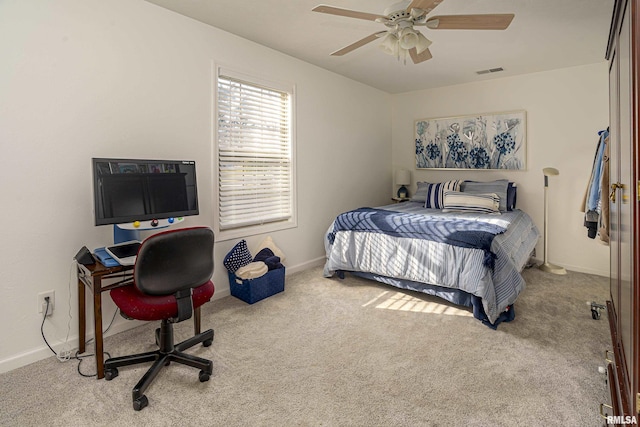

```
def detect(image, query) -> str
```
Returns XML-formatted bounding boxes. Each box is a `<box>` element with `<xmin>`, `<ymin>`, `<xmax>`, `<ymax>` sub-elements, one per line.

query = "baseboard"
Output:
<box><xmin>284</xmin><ymin>256</ymin><xmax>325</xmax><ymax>275</ymax></box>
<box><xmin>529</xmin><ymin>257</ymin><xmax>609</xmax><ymax>278</ymax></box>
<box><xmin>213</xmin><ymin>288</ymin><xmax>230</xmax><ymax>299</ymax></box>
<box><xmin>0</xmin><ymin>317</ymin><xmax>144</xmax><ymax>375</ymax></box>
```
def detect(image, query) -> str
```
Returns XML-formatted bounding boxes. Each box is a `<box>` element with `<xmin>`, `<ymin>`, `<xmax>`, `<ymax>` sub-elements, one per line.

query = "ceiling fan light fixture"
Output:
<box><xmin>379</xmin><ymin>33</ymin><xmax>399</xmax><ymax>55</ymax></box>
<box><xmin>415</xmin><ymin>32</ymin><xmax>432</xmax><ymax>54</ymax></box>
<box><xmin>398</xmin><ymin>27</ymin><xmax>419</xmax><ymax>49</ymax></box>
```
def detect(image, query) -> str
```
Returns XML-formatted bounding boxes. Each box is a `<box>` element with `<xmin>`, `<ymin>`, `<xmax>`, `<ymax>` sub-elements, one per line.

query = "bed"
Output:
<box><xmin>323</xmin><ymin>180</ymin><xmax>540</xmax><ymax>328</ymax></box>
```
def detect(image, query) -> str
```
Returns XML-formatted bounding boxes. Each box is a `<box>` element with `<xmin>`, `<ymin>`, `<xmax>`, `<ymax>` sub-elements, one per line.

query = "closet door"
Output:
<box><xmin>607</xmin><ymin>0</ymin><xmax>639</xmax><ymax>417</ymax></box>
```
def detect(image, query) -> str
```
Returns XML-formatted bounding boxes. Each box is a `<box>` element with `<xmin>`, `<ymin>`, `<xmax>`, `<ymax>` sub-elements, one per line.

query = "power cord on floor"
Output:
<box><xmin>40</xmin><ymin>296</ymin><xmax>117</xmax><ymax>377</ymax></box>
<box><xmin>73</xmin><ymin>349</ymin><xmax>112</xmax><ymax>378</ymax></box>
<box><xmin>40</xmin><ymin>260</ymin><xmax>133</xmax><ymax>376</ymax></box>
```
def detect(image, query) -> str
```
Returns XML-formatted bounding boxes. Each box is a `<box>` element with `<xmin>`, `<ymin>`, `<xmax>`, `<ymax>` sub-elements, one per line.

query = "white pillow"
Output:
<box><xmin>254</xmin><ymin>236</ymin><xmax>286</xmax><ymax>262</ymax></box>
<box><xmin>442</xmin><ymin>191</ymin><xmax>501</xmax><ymax>214</ymax></box>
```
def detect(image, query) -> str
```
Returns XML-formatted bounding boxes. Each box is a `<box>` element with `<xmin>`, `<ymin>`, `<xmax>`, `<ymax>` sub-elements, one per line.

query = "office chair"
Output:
<box><xmin>103</xmin><ymin>227</ymin><xmax>215</xmax><ymax>411</ymax></box>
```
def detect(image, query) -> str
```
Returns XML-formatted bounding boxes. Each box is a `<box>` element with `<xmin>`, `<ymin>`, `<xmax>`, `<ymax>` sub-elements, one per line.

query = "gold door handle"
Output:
<box><xmin>610</xmin><ymin>182</ymin><xmax>624</xmax><ymax>203</ymax></box>
<box><xmin>600</xmin><ymin>403</ymin><xmax>613</xmax><ymax>419</ymax></box>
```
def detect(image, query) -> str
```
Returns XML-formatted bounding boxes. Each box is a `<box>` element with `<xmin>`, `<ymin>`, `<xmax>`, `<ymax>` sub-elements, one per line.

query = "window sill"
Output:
<box><xmin>214</xmin><ymin>218</ymin><xmax>297</xmax><ymax>243</ymax></box>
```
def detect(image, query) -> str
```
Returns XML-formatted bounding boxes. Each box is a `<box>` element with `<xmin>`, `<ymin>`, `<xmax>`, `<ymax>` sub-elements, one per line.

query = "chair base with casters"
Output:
<box><xmin>104</xmin><ymin>316</ymin><xmax>214</xmax><ymax>411</ymax></box>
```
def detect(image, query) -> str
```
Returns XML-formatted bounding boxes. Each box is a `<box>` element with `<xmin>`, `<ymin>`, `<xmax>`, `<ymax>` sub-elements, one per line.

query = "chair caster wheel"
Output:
<box><xmin>199</xmin><ymin>370</ymin><xmax>210</xmax><ymax>382</ymax></box>
<box><xmin>133</xmin><ymin>395</ymin><xmax>148</xmax><ymax>411</ymax></box>
<box><xmin>203</xmin><ymin>338</ymin><xmax>213</xmax><ymax>347</ymax></box>
<box><xmin>104</xmin><ymin>368</ymin><xmax>118</xmax><ymax>381</ymax></box>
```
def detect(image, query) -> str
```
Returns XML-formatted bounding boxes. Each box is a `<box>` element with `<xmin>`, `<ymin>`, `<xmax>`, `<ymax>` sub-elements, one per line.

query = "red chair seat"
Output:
<box><xmin>111</xmin><ymin>281</ymin><xmax>214</xmax><ymax>321</ymax></box>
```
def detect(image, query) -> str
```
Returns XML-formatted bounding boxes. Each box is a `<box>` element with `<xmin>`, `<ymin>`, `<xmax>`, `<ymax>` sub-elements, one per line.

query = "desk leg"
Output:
<box><xmin>194</xmin><ymin>306</ymin><xmax>201</xmax><ymax>335</ymax></box>
<box><xmin>93</xmin><ymin>277</ymin><xmax>104</xmax><ymax>379</ymax></box>
<box><xmin>77</xmin><ymin>268</ymin><xmax>86</xmax><ymax>355</ymax></box>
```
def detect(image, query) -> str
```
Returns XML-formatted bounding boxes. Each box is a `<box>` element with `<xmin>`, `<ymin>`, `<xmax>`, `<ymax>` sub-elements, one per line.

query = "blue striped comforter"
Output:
<box><xmin>323</xmin><ymin>202</ymin><xmax>540</xmax><ymax>324</ymax></box>
<box><xmin>328</xmin><ymin>207</ymin><xmax>506</xmax><ymax>268</ymax></box>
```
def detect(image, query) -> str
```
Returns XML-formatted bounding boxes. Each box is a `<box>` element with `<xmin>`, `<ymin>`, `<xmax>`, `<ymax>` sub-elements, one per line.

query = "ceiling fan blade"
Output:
<box><xmin>426</xmin><ymin>14</ymin><xmax>514</xmax><ymax>30</ymax></box>
<box><xmin>406</xmin><ymin>0</ymin><xmax>443</xmax><ymax>14</ymax></box>
<box><xmin>331</xmin><ymin>32</ymin><xmax>383</xmax><ymax>56</ymax></box>
<box><xmin>312</xmin><ymin>5</ymin><xmax>386</xmax><ymax>22</ymax></box>
<box><xmin>409</xmin><ymin>47</ymin><xmax>433</xmax><ymax>64</ymax></box>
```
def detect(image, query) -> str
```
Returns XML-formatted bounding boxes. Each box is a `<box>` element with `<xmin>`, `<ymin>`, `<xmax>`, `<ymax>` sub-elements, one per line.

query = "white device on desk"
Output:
<box><xmin>105</xmin><ymin>240</ymin><xmax>141</xmax><ymax>266</ymax></box>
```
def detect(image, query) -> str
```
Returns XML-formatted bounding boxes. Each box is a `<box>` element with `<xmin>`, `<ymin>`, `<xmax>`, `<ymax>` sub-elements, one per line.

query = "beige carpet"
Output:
<box><xmin>0</xmin><ymin>266</ymin><xmax>610</xmax><ymax>426</ymax></box>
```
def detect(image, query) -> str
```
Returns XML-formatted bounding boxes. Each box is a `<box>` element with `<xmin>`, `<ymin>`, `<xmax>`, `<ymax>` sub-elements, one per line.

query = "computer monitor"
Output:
<box><xmin>92</xmin><ymin>158</ymin><xmax>199</xmax><ymax>229</ymax></box>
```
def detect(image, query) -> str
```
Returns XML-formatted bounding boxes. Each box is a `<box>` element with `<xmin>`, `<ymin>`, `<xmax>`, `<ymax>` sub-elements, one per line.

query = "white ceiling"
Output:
<box><xmin>144</xmin><ymin>0</ymin><xmax>613</xmax><ymax>94</ymax></box>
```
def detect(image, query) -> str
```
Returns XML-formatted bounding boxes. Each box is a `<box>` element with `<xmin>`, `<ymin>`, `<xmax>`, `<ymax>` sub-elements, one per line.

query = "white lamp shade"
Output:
<box><xmin>415</xmin><ymin>32</ymin><xmax>432</xmax><ymax>54</ymax></box>
<box><xmin>543</xmin><ymin>167</ymin><xmax>560</xmax><ymax>176</ymax></box>
<box><xmin>398</xmin><ymin>27</ymin><xmax>419</xmax><ymax>50</ymax></box>
<box><xmin>378</xmin><ymin>29</ymin><xmax>431</xmax><ymax>58</ymax></box>
<box><xmin>379</xmin><ymin>33</ymin><xmax>399</xmax><ymax>56</ymax></box>
<box><xmin>395</xmin><ymin>169</ymin><xmax>411</xmax><ymax>186</ymax></box>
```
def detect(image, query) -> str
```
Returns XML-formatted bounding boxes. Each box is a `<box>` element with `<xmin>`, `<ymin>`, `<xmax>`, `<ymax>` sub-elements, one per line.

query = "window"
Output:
<box><xmin>215</xmin><ymin>68</ymin><xmax>295</xmax><ymax>239</ymax></box>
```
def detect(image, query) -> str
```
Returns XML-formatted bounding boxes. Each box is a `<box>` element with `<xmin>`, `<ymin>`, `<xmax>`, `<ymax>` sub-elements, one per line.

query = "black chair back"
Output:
<box><xmin>135</xmin><ymin>227</ymin><xmax>214</xmax><ymax>296</ymax></box>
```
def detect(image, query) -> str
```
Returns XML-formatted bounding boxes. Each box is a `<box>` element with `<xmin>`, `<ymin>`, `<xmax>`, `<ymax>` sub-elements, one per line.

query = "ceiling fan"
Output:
<box><xmin>312</xmin><ymin>0</ymin><xmax>514</xmax><ymax>64</ymax></box>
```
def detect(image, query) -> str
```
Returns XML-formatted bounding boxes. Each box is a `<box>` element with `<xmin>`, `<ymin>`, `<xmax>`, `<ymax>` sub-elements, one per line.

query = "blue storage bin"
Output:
<box><xmin>228</xmin><ymin>267</ymin><xmax>285</xmax><ymax>304</ymax></box>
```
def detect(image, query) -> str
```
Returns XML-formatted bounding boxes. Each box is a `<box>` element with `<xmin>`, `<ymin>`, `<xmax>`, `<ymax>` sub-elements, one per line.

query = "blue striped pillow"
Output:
<box><xmin>442</xmin><ymin>191</ymin><xmax>501</xmax><ymax>214</ymax></box>
<box><xmin>424</xmin><ymin>180</ymin><xmax>462</xmax><ymax>209</ymax></box>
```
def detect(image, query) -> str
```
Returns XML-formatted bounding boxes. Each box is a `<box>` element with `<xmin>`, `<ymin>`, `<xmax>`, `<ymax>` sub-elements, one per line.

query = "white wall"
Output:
<box><xmin>391</xmin><ymin>63</ymin><xmax>610</xmax><ymax>277</ymax></box>
<box><xmin>0</xmin><ymin>0</ymin><xmax>391</xmax><ymax>372</ymax></box>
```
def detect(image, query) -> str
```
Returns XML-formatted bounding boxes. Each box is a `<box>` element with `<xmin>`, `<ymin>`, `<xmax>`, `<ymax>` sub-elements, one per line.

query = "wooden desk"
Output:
<box><xmin>77</xmin><ymin>261</ymin><xmax>203</xmax><ymax>379</ymax></box>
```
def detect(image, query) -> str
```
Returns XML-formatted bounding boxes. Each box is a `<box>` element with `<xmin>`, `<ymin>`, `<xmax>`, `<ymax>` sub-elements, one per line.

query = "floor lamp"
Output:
<box><xmin>539</xmin><ymin>167</ymin><xmax>567</xmax><ymax>275</ymax></box>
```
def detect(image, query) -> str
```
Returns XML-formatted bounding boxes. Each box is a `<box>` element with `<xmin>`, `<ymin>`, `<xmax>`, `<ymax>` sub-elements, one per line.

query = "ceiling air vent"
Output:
<box><xmin>476</xmin><ymin>67</ymin><xmax>504</xmax><ymax>75</ymax></box>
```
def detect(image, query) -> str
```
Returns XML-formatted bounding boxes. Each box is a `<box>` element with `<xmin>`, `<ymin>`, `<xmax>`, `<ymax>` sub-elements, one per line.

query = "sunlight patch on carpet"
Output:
<box><xmin>362</xmin><ymin>291</ymin><xmax>473</xmax><ymax>317</ymax></box>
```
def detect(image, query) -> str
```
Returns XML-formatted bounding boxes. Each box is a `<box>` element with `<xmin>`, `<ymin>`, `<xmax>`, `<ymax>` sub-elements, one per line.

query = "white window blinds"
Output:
<box><xmin>217</xmin><ymin>73</ymin><xmax>293</xmax><ymax>231</ymax></box>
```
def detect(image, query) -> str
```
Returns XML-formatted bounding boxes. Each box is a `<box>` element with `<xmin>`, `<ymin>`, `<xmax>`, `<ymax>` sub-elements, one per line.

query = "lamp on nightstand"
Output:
<box><xmin>539</xmin><ymin>167</ymin><xmax>567</xmax><ymax>275</ymax></box>
<box><xmin>395</xmin><ymin>169</ymin><xmax>410</xmax><ymax>198</ymax></box>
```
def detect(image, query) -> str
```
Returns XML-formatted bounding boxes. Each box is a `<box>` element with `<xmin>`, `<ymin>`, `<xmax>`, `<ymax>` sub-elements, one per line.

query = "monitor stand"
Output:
<box><xmin>114</xmin><ymin>225</ymin><xmax>140</xmax><ymax>244</ymax></box>
<box><xmin>112</xmin><ymin>218</ymin><xmax>184</xmax><ymax>244</ymax></box>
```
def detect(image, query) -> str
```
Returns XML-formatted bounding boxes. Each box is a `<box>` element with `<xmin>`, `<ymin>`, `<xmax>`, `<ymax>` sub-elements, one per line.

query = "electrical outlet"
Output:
<box><xmin>37</xmin><ymin>290</ymin><xmax>55</xmax><ymax>316</ymax></box>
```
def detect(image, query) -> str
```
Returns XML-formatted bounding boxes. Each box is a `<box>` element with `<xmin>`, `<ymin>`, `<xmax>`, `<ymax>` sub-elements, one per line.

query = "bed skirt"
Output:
<box><xmin>342</xmin><ymin>270</ymin><xmax>515</xmax><ymax>329</ymax></box>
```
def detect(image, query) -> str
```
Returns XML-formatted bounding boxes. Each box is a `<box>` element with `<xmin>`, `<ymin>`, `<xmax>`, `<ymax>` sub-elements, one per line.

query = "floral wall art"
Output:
<box><xmin>415</xmin><ymin>111</ymin><xmax>526</xmax><ymax>170</ymax></box>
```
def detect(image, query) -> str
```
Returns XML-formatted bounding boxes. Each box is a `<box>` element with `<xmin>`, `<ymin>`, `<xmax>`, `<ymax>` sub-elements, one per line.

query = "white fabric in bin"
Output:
<box><xmin>235</xmin><ymin>261</ymin><xmax>268</xmax><ymax>280</ymax></box>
